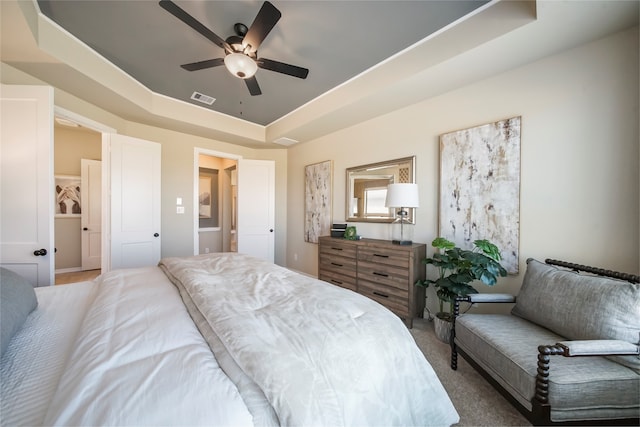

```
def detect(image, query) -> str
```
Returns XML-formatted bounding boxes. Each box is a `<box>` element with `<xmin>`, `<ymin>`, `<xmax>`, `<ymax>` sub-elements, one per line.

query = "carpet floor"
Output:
<box><xmin>409</xmin><ymin>318</ymin><xmax>532</xmax><ymax>427</ymax></box>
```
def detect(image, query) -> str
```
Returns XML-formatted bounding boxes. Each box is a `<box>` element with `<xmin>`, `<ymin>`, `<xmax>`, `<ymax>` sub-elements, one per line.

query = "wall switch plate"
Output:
<box><xmin>176</xmin><ymin>197</ymin><xmax>182</xmax><ymax>205</ymax></box>
<box><xmin>177</xmin><ymin>206</ymin><xmax>185</xmax><ymax>214</ymax></box>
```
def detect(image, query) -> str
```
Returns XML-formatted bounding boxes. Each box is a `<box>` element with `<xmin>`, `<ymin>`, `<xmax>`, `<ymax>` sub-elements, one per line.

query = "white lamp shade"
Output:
<box><xmin>385</xmin><ymin>183</ymin><xmax>419</xmax><ymax>208</ymax></box>
<box><xmin>224</xmin><ymin>53</ymin><xmax>258</xmax><ymax>79</ymax></box>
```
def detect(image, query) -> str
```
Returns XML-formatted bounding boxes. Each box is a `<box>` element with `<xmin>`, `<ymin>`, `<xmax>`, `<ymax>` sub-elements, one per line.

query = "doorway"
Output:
<box><xmin>193</xmin><ymin>150</ymin><xmax>276</xmax><ymax>263</ymax></box>
<box><xmin>53</xmin><ymin>117</ymin><xmax>102</xmax><ymax>278</ymax></box>
<box><xmin>52</xmin><ymin>106</ymin><xmax>116</xmax><ymax>282</ymax></box>
<box><xmin>196</xmin><ymin>150</ymin><xmax>238</xmax><ymax>255</ymax></box>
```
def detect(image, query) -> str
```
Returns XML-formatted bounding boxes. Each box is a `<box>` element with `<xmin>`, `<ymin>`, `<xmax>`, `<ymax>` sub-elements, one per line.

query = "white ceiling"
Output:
<box><xmin>1</xmin><ymin>0</ymin><xmax>638</xmax><ymax>148</ymax></box>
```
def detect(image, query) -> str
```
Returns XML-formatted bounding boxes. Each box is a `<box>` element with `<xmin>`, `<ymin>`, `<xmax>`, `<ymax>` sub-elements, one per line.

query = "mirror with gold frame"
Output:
<box><xmin>345</xmin><ymin>156</ymin><xmax>416</xmax><ymax>223</ymax></box>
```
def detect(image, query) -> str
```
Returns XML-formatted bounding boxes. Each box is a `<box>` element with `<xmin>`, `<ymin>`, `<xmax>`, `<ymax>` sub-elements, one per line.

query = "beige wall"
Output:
<box><xmin>54</xmin><ymin>125</ymin><xmax>101</xmax><ymax>270</ymax></box>
<box><xmin>2</xmin><ymin>26</ymin><xmax>637</xmax><ymax>286</ymax></box>
<box><xmin>120</xmin><ymin>122</ymin><xmax>289</xmax><ymax>264</ymax></box>
<box><xmin>1</xmin><ymin>64</ymin><xmax>289</xmax><ymax>265</ymax></box>
<box><xmin>287</xmin><ymin>26</ymin><xmax>639</xmax><ymax>313</ymax></box>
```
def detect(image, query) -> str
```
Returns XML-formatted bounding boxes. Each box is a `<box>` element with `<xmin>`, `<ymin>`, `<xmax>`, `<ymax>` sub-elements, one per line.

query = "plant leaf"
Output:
<box><xmin>432</xmin><ymin>237</ymin><xmax>455</xmax><ymax>250</ymax></box>
<box><xmin>474</xmin><ymin>239</ymin><xmax>502</xmax><ymax>260</ymax></box>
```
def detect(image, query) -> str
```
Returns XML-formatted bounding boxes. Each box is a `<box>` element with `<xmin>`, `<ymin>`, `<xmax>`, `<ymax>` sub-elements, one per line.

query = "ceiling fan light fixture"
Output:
<box><xmin>224</xmin><ymin>52</ymin><xmax>258</xmax><ymax>79</ymax></box>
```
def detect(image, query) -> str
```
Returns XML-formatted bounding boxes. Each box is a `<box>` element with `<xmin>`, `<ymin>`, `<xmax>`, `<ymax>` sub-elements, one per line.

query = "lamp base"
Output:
<box><xmin>390</xmin><ymin>213</ymin><xmax>414</xmax><ymax>246</ymax></box>
<box><xmin>392</xmin><ymin>239</ymin><xmax>413</xmax><ymax>246</ymax></box>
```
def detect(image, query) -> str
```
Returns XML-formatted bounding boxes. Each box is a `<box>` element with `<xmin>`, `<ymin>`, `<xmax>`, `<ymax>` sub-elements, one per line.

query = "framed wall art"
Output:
<box><xmin>55</xmin><ymin>175</ymin><xmax>81</xmax><ymax>217</ymax></box>
<box><xmin>199</xmin><ymin>167</ymin><xmax>219</xmax><ymax>229</ymax></box>
<box><xmin>439</xmin><ymin>116</ymin><xmax>521</xmax><ymax>273</ymax></box>
<box><xmin>304</xmin><ymin>160</ymin><xmax>332</xmax><ymax>243</ymax></box>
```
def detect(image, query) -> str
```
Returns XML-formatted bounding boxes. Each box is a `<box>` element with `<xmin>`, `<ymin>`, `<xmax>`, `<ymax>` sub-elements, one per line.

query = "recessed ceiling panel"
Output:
<box><xmin>37</xmin><ymin>0</ymin><xmax>488</xmax><ymax>125</ymax></box>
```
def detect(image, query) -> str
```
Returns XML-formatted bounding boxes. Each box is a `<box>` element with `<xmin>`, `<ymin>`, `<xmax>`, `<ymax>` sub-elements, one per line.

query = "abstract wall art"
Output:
<box><xmin>439</xmin><ymin>116</ymin><xmax>521</xmax><ymax>273</ymax></box>
<box><xmin>304</xmin><ymin>160</ymin><xmax>332</xmax><ymax>243</ymax></box>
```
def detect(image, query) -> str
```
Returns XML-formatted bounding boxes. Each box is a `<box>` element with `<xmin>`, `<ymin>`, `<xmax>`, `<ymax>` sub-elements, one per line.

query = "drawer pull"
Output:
<box><xmin>373</xmin><ymin>253</ymin><xmax>389</xmax><ymax>258</ymax></box>
<box><xmin>331</xmin><ymin>247</ymin><xmax>343</xmax><ymax>251</ymax></box>
<box><xmin>373</xmin><ymin>272</ymin><xmax>389</xmax><ymax>277</ymax></box>
<box><xmin>331</xmin><ymin>279</ymin><xmax>343</xmax><ymax>285</ymax></box>
<box><xmin>373</xmin><ymin>291</ymin><xmax>389</xmax><ymax>298</ymax></box>
<box><xmin>331</xmin><ymin>262</ymin><xmax>343</xmax><ymax>267</ymax></box>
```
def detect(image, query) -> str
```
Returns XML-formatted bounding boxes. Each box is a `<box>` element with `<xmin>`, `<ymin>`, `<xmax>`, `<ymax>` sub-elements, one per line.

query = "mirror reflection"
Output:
<box><xmin>345</xmin><ymin>156</ymin><xmax>416</xmax><ymax>223</ymax></box>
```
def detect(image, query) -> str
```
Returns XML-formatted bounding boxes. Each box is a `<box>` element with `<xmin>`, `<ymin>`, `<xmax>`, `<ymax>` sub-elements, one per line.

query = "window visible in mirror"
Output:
<box><xmin>364</xmin><ymin>188</ymin><xmax>389</xmax><ymax>217</ymax></box>
<box><xmin>353</xmin><ymin>176</ymin><xmax>393</xmax><ymax>218</ymax></box>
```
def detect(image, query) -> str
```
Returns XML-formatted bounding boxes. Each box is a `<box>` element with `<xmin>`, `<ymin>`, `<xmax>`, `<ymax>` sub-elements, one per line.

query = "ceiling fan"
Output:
<box><xmin>159</xmin><ymin>0</ymin><xmax>309</xmax><ymax>96</ymax></box>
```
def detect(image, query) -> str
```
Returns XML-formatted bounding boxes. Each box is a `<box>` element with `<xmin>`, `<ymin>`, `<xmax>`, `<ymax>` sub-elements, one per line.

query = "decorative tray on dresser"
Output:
<box><xmin>318</xmin><ymin>236</ymin><xmax>426</xmax><ymax>328</ymax></box>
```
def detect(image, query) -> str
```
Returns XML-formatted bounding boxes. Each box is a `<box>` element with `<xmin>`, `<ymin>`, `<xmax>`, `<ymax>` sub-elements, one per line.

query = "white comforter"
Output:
<box><xmin>160</xmin><ymin>253</ymin><xmax>459</xmax><ymax>427</ymax></box>
<box><xmin>43</xmin><ymin>266</ymin><xmax>254</xmax><ymax>426</ymax></box>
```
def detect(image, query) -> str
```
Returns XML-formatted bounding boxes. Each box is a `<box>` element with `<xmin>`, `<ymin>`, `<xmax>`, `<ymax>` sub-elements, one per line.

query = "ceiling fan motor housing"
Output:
<box><xmin>234</xmin><ymin>23</ymin><xmax>248</xmax><ymax>37</ymax></box>
<box><xmin>225</xmin><ymin>35</ymin><xmax>256</xmax><ymax>56</ymax></box>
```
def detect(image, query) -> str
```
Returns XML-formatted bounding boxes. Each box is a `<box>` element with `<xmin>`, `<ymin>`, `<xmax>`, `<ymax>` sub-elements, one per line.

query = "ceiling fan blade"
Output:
<box><xmin>159</xmin><ymin>0</ymin><xmax>230</xmax><ymax>51</ymax></box>
<box><xmin>245</xmin><ymin>77</ymin><xmax>262</xmax><ymax>96</ymax></box>
<box><xmin>258</xmin><ymin>58</ymin><xmax>309</xmax><ymax>79</ymax></box>
<box><xmin>181</xmin><ymin>58</ymin><xmax>225</xmax><ymax>71</ymax></box>
<box><xmin>242</xmin><ymin>1</ymin><xmax>281</xmax><ymax>52</ymax></box>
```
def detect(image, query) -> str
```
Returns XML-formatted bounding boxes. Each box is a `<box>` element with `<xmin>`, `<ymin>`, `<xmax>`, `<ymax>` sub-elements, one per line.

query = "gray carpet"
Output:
<box><xmin>409</xmin><ymin>318</ymin><xmax>532</xmax><ymax>427</ymax></box>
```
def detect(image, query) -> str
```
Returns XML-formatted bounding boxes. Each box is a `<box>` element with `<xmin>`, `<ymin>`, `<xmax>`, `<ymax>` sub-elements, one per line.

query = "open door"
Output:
<box><xmin>107</xmin><ymin>134</ymin><xmax>161</xmax><ymax>270</ymax></box>
<box><xmin>0</xmin><ymin>85</ymin><xmax>54</xmax><ymax>286</ymax></box>
<box><xmin>81</xmin><ymin>159</ymin><xmax>102</xmax><ymax>271</ymax></box>
<box><xmin>237</xmin><ymin>159</ymin><xmax>275</xmax><ymax>263</ymax></box>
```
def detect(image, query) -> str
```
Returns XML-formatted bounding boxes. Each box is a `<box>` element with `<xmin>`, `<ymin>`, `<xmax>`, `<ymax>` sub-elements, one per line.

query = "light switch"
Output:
<box><xmin>177</xmin><ymin>206</ymin><xmax>185</xmax><ymax>214</ymax></box>
<box><xmin>176</xmin><ymin>197</ymin><xmax>183</xmax><ymax>205</ymax></box>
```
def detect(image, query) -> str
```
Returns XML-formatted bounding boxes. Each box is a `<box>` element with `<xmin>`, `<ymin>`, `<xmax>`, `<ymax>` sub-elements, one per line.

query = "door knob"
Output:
<box><xmin>270</xmin><ymin>229</ymin><xmax>274</xmax><ymax>232</ymax></box>
<box><xmin>33</xmin><ymin>249</ymin><xmax>47</xmax><ymax>256</ymax></box>
<box><xmin>83</xmin><ymin>227</ymin><xmax>88</xmax><ymax>231</ymax></box>
<box><xmin>154</xmin><ymin>233</ymin><xmax>160</xmax><ymax>237</ymax></box>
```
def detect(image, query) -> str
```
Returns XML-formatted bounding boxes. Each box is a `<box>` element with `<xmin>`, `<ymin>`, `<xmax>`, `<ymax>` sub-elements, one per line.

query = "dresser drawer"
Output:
<box><xmin>357</xmin><ymin>246</ymin><xmax>410</xmax><ymax>269</ymax></box>
<box><xmin>318</xmin><ymin>238</ymin><xmax>357</xmax><ymax>291</ymax></box>
<box><xmin>319</xmin><ymin>270</ymin><xmax>357</xmax><ymax>291</ymax></box>
<box><xmin>358</xmin><ymin>280</ymin><xmax>409</xmax><ymax>317</ymax></box>
<box><xmin>319</xmin><ymin>240</ymin><xmax>357</xmax><ymax>259</ymax></box>
<box><xmin>319</xmin><ymin>253</ymin><xmax>356</xmax><ymax>291</ymax></box>
<box><xmin>357</xmin><ymin>259</ymin><xmax>409</xmax><ymax>291</ymax></box>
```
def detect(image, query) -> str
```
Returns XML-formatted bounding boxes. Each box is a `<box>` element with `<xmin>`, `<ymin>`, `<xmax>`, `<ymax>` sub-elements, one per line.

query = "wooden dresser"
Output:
<box><xmin>318</xmin><ymin>236</ymin><xmax>426</xmax><ymax>328</ymax></box>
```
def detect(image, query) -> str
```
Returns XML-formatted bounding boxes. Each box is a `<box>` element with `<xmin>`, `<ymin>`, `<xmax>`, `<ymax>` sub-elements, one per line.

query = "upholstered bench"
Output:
<box><xmin>451</xmin><ymin>258</ymin><xmax>639</xmax><ymax>425</ymax></box>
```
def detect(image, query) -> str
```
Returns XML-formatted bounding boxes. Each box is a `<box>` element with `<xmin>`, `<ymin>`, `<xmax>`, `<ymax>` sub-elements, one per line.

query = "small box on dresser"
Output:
<box><xmin>318</xmin><ymin>236</ymin><xmax>426</xmax><ymax>328</ymax></box>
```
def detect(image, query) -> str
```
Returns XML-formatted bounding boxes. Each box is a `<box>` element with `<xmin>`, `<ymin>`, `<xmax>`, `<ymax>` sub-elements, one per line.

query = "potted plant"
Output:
<box><xmin>419</xmin><ymin>237</ymin><xmax>507</xmax><ymax>343</ymax></box>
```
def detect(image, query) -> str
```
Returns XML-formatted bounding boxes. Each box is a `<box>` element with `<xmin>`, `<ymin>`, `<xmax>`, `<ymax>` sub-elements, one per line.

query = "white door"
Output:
<box><xmin>81</xmin><ymin>159</ymin><xmax>102</xmax><ymax>271</ymax></box>
<box><xmin>0</xmin><ymin>85</ymin><xmax>54</xmax><ymax>286</ymax></box>
<box><xmin>237</xmin><ymin>159</ymin><xmax>275</xmax><ymax>263</ymax></box>
<box><xmin>109</xmin><ymin>134</ymin><xmax>161</xmax><ymax>270</ymax></box>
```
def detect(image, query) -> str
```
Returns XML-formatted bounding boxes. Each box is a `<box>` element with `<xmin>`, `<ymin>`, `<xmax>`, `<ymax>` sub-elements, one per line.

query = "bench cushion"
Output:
<box><xmin>455</xmin><ymin>314</ymin><xmax>640</xmax><ymax>422</ymax></box>
<box><xmin>511</xmin><ymin>259</ymin><xmax>640</xmax><ymax>372</ymax></box>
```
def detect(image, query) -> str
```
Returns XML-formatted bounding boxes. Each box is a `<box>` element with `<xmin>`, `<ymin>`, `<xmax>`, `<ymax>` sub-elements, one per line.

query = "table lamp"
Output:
<box><xmin>385</xmin><ymin>183</ymin><xmax>419</xmax><ymax>245</ymax></box>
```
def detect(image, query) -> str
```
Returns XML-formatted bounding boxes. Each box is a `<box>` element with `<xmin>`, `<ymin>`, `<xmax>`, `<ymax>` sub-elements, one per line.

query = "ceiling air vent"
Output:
<box><xmin>273</xmin><ymin>137</ymin><xmax>299</xmax><ymax>147</ymax></box>
<box><xmin>191</xmin><ymin>91</ymin><xmax>215</xmax><ymax>105</ymax></box>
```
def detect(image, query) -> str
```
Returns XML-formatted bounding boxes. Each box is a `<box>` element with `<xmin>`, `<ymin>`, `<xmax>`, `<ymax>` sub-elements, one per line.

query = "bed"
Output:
<box><xmin>1</xmin><ymin>252</ymin><xmax>459</xmax><ymax>426</ymax></box>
